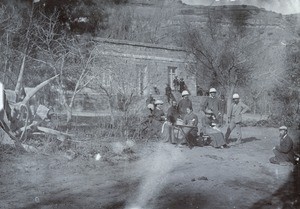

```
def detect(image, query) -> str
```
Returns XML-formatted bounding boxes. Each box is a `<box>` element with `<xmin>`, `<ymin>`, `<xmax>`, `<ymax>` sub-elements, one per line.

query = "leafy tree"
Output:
<box><xmin>181</xmin><ymin>8</ymin><xmax>261</xmax><ymax>115</ymax></box>
<box><xmin>271</xmin><ymin>40</ymin><xmax>300</xmax><ymax>127</ymax></box>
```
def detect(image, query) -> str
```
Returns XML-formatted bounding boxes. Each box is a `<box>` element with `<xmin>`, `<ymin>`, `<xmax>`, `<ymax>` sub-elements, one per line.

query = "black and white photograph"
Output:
<box><xmin>0</xmin><ymin>0</ymin><xmax>300</xmax><ymax>208</ymax></box>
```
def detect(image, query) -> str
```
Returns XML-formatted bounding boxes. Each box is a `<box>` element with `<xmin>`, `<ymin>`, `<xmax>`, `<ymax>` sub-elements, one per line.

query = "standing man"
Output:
<box><xmin>165</xmin><ymin>83</ymin><xmax>173</xmax><ymax>104</ymax></box>
<box><xmin>224</xmin><ymin>93</ymin><xmax>250</xmax><ymax>145</ymax></box>
<box><xmin>219</xmin><ymin>94</ymin><xmax>226</xmax><ymax>126</ymax></box>
<box><xmin>269</xmin><ymin>126</ymin><xmax>295</xmax><ymax>164</ymax></box>
<box><xmin>202</xmin><ymin>88</ymin><xmax>221</xmax><ymax>125</ymax></box>
<box><xmin>177</xmin><ymin>90</ymin><xmax>193</xmax><ymax>119</ymax></box>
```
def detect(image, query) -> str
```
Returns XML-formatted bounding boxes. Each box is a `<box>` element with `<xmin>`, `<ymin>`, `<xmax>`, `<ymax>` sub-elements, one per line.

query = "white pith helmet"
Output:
<box><xmin>147</xmin><ymin>103</ymin><xmax>154</xmax><ymax>110</ymax></box>
<box><xmin>182</xmin><ymin>90</ymin><xmax>189</xmax><ymax>96</ymax></box>
<box><xmin>209</xmin><ymin>88</ymin><xmax>217</xmax><ymax>93</ymax></box>
<box><xmin>232</xmin><ymin>93</ymin><xmax>240</xmax><ymax>99</ymax></box>
<box><xmin>154</xmin><ymin>100</ymin><xmax>164</xmax><ymax>105</ymax></box>
<box><xmin>279</xmin><ymin>126</ymin><xmax>288</xmax><ymax>131</ymax></box>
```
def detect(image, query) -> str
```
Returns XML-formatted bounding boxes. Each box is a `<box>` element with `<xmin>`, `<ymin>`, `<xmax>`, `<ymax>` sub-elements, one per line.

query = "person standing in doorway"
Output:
<box><xmin>173</xmin><ymin>76</ymin><xmax>179</xmax><ymax>92</ymax></box>
<box><xmin>224</xmin><ymin>93</ymin><xmax>250</xmax><ymax>145</ymax></box>
<box><xmin>179</xmin><ymin>78</ymin><xmax>186</xmax><ymax>93</ymax></box>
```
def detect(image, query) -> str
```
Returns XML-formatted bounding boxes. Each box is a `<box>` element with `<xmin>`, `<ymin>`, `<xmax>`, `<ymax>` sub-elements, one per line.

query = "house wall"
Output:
<box><xmin>92</xmin><ymin>38</ymin><xmax>196</xmax><ymax>97</ymax></box>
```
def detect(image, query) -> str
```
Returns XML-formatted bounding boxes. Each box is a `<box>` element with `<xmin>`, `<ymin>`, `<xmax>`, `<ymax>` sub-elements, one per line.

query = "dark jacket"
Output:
<box><xmin>167</xmin><ymin>106</ymin><xmax>179</xmax><ymax>125</ymax></box>
<box><xmin>202</xmin><ymin>96</ymin><xmax>221</xmax><ymax>117</ymax></box>
<box><xmin>275</xmin><ymin>134</ymin><xmax>295</xmax><ymax>162</ymax></box>
<box><xmin>152</xmin><ymin>108</ymin><xmax>165</xmax><ymax>122</ymax></box>
<box><xmin>178</xmin><ymin>98</ymin><xmax>193</xmax><ymax>118</ymax></box>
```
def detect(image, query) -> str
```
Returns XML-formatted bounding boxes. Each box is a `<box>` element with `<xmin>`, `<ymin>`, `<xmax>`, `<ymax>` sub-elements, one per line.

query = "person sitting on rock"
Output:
<box><xmin>269</xmin><ymin>126</ymin><xmax>295</xmax><ymax>165</ymax></box>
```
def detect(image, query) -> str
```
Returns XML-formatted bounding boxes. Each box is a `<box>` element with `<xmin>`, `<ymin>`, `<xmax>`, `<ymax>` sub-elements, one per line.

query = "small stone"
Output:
<box><xmin>198</xmin><ymin>176</ymin><xmax>208</xmax><ymax>181</ymax></box>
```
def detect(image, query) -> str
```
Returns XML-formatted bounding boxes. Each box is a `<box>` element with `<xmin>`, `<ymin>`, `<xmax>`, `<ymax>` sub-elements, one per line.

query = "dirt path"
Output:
<box><xmin>0</xmin><ymin>127</ymin><xmax>298</xmax><ymax>209</ymax></box>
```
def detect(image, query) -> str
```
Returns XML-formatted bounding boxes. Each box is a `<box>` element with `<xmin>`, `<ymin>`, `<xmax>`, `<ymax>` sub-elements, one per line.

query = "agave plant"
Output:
<box><xmin>0</xmin><ymin>74</ymin><xmax>73</xmax><ymax>152</ymax></box>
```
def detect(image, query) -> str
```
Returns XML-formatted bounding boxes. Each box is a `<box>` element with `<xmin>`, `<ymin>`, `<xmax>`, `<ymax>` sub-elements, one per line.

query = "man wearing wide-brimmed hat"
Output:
<box><xmin>224</xmin><ymin>93</ymin><xmax>250</xmax><ymax>145</ymax></box>
<box><xmin>269</xmin><ymin>126</ymin><xmax>295</xmax><ymax>165</ymax></box>
<box><xmin>177</xmin><ymin>90</ymin><xmax>193</xmax><ymax>119</ymax></box>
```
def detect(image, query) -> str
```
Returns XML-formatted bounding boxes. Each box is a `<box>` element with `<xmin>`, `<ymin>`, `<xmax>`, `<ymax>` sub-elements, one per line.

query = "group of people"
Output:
<box><xmin>145</xmin><ymin>87</ymin><xmax>297</xmax><ymax>165</ymax></box>
<box><xmin>173</xmin><ymin>76</ymin><xmax>188</xmax><ymax>93</ymax></box>
<box><xmin>146</xmin><ymin>87</ymin><xmax>251</xmax><ymax>149</ymax></box>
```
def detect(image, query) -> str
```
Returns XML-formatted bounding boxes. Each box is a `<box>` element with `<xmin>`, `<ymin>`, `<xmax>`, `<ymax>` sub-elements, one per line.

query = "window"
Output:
<box><xmin>168</xmin><ymin>66</ymin><xmax>177</xmax><ymax>90</ymax></box>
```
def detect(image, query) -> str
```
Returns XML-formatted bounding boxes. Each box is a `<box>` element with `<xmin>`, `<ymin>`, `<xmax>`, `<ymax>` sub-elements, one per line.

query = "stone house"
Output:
<box><xmin>91</xmin><ymin>37</ymin><xmax>196</xmax><ymax>97</ymax></box>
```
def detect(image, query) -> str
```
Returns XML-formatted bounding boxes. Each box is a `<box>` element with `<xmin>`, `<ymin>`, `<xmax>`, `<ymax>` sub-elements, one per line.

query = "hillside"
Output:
<box><xmin>102</xmin><ymin>0</ymin><xmax>299</xmax><ymax>46</ymax></box>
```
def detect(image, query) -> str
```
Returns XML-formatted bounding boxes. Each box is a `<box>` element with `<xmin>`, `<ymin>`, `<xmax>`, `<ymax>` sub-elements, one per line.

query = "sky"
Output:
<box><xmin>181</xmin><ymin>0</ymin><xmax>300</xmax><ymax>15</ymax></box>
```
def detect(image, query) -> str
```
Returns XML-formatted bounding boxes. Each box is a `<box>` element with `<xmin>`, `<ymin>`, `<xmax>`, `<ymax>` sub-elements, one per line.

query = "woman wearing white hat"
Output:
<box><xmin>201</xmin><ymin>109</ymin><xmax>227</xmax><ymax>148</ymax></box>
<box><xmin>202</xmin><ymin>88</ymin><xmax>222</xmax><ymax>125</ymax></box>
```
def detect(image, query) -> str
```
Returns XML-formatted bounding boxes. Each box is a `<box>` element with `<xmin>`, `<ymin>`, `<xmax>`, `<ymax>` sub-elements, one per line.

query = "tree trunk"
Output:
<box><xmin>226</xmin><ymin>85</ymin><xmax>235</xmax><ymax>123</ymax></box>
<box><xmin>15</xmin><ymin>55</ymin><xmax>26</xmax><ymax>101</ymax></box>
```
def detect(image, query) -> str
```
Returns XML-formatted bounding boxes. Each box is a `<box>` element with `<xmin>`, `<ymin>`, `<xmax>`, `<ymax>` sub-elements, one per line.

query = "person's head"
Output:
<box><xmin>232</xmin><ymin>93</ymin><xmax>240</xmax><ymax>104</ymax></box>
<box><xmin>221</xmin><ymin>94</ymin><xmax>225</xmax><ymax>100</ymax></box>
<box><xmin>154</xmin><ymin>100</ymin><xmax>164</xmax><ymax>108</ymax></box>
<box><xmin>209</xmin><ymin>88</ymin><xmax>217</xmax><ymax>97</ymax></box>
<box><xmin>172</xmin><ymin>100</ymin><xmax>177</xmax><ymax>107</ymax></box>
<box><xmin>279</xmin><ymin>126</ymin><xmax>288</xmax><ymax>138</ymax></box>
<box><xmin>186</xmin><ymin>107</ymin><xmax>192</xmax><ymax>114</ymax></box>
<box><xmin>182</xmin><ymin>90</ymin><xmax>189</xmax><ymax>98</ymax></box>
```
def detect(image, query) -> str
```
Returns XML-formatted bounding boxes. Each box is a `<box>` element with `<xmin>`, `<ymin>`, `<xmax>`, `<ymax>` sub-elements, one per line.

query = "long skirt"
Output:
<box><xmin>205</xmin><ymin>128</ymin><xmax>226</xmax><ymax>148</ymax></box>
<box><xmin>161</xmin><ymin>122</ymin><xmax>177</xmax><ymax>144</ymax></box>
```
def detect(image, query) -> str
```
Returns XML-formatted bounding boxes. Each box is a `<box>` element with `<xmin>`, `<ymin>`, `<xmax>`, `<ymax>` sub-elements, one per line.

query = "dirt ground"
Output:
<box><xmin>0</xmin><ymin>126</ymin><xmax>299</xmax><ymax>209</ymax></box>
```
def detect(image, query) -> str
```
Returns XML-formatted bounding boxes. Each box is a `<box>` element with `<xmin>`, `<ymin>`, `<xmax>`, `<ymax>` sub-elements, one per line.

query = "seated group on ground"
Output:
<box><xmin>145</xmin><ymin>87</ymin><xmax>298</xmax><ymax>165</ymax></box>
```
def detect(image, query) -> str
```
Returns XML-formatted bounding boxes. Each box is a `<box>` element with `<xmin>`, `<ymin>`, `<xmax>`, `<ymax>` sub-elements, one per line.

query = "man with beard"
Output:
<box><xmin>269</xmin><ymin>126</ymin><xmax>295</xmax><ymax>165</ymax></box>
<box><xmin>162</xmin><ymin>100</ymin><xmax>180</xmax><ymax>144</ymax></box>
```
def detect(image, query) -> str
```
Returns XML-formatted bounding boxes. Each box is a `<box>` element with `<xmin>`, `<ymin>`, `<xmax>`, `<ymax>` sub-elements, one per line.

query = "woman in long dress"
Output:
<box><xmin>201</xmin><ymin>109</ymin><xmax>227</xmax><ymax>148</ymax></box>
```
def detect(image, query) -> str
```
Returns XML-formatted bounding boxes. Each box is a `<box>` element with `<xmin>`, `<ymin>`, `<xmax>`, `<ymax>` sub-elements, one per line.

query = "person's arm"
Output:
<box><xmin>241</xmin><ymin>102</ymin><xmax>250</xmax><ymax>114</ymax></box>
<box><xmin>202</xmin><ymin>99</ymin><xmax>208</xmax><ymax>112</ymax></box>
<box><xmin>193</xmin><ymin>114</ymin><xmax>198</xmax><ymax>126</ymax></box>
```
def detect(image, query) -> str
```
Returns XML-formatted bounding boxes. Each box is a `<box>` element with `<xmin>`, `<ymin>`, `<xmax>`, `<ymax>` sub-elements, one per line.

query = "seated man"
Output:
<box><xmin>269</xmin><ymin>126</ymin><xmax>295</xmax><ymax>165</ymax></box>
<box><xmin>201</xmin><ymin>109</ymin><xmax>227</xmax><ymax>148</ymax></box>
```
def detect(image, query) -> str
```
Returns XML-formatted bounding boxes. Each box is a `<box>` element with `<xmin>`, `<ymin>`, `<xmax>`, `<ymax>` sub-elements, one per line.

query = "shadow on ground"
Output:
<box><xmin>250</xmin><ymin>164</ymin><xmax>300</xmax><ymax>209</ymax></box>
<box><xmin>227</xmin><ymin>137</ymin><xmax>260</xmax><ymax>144</ymax></box>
